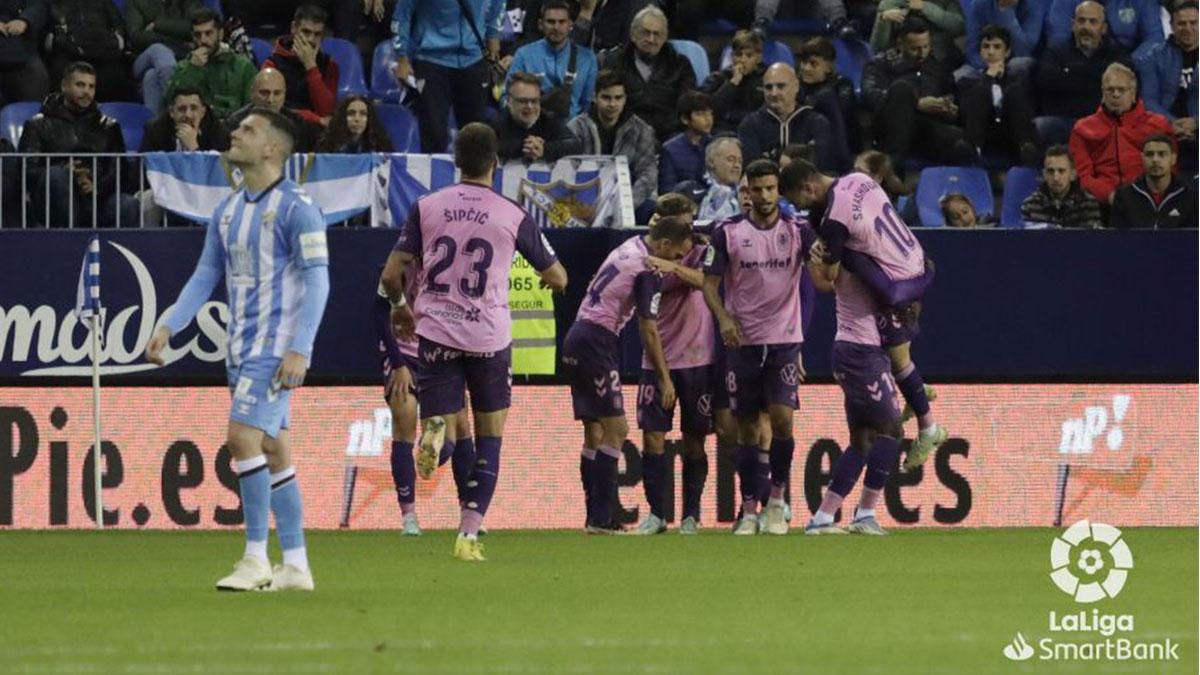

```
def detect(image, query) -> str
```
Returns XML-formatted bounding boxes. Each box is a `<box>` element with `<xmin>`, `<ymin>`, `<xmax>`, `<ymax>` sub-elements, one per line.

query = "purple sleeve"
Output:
<box><xmin>800</xmin><ymin>271</ymin><xmax>816</xmax><ymax>336</ymax></box>
<box><xmin>840</xmin><ymin>250</ymin><xmax>936</xmax><ymax>307</ymax></box>
<box><xmin>797</xmin><ymin>219</ymin><xmax>816</xmax><ymax>259</ymax></box>
<box><xmin>515</xmin><ymin>214</ymin><xmax>559</xmax><ymax>271</ymax></box>
<box><xmin>393</xmin><ymin>202</ymin><xmax>422</xmax><ymax>255</ymax></box>
<box><xmin>703</xmin><ymin>226</ymin><xmax>729</xmax><ymax>276</ymax></box>
<box><xmin>634</xmin><ymin>271</ymin><xmax>662</xmax><ymax>320</ymax></box>
<box><xmin>819</xmin><ymin>219</ymin><xmax>849</xmax><ymax>264</ymax></box>
<box><xmin>372</xmin><ymin>294</ymin><xmax>404</xmax><ymax>368</ymax></box>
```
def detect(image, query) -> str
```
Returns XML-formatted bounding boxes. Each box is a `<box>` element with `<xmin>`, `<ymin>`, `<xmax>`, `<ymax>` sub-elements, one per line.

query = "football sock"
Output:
<box><xmin>459</xmin><ymin>436</ymin><xmax>502</xmax><ymax>536</ymax></box>
<box><xmin>735</xmin><ymin>445</ymin><xmax>760</xmax><ymax>516</ymax></box>
<box><xmin>895</xmin><ymin>363</ymin><xmax>934</xmax><ymax>431</ymax></box>
<box><xmin>438</xmin><ymin>439</ymin><xmax>454</xmax><ymax>466</ymax></box>
<box><xmin>755</xmin><ymin>450</ymin><xmax>771</xmax><ymax>507</ymax></box>
<box><xmin>681</xmin><ymin>453</ymin><xmax>708</xmax><ymax>521</ymax></box>
<box><xmin>816</xmin><ymin>448</ymin><xmax>867</xmax><ymax>520</ymax></box>
<box><xmin>452</xmin><ymin>437</ymin><xmax>476</xmax><ymax>504</ymax></box>
<box><xmin>641</xmin><ymin>451</ymin><xmax>666</xmax><ymax>519</ymax></box>
<box><xmin>236</xmin><ymin>456</ymin><xmax>270</xmax><ymax>562</ymax></box>
<box><xmin>390</xmin><ymin>440</ymin><xmax>416</xmax><ymax>510</ymax></box>
<box><xmin>768</xmin><ymin>436</ymin><xmax>794</xmax><ymax>500</ymax></box>
<box><xmin>856</xmin><ymin>487</ymin><xmax>883</xmax><ymax>520</ymax></box>
<box><xmin>590</xmin><ymin>445</ymin><xmax>620</xmax><ymax>526</ymax></box>
<box><xmin>864</xmin><ymin>434</ymin><xmax>901</xmax><ymax>490</ymax></box>
<box><xmin>270</xmin><ymin>466</ymin><xmax>307</xmax><ymax>572</ymax></box>
<box><xmin>580</xmin><ymin>446</ymin><xmax>596</xmax><ymax>524</ymax></box>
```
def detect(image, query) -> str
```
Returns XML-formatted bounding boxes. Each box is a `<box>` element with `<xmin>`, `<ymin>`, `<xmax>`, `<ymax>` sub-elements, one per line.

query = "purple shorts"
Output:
<box><xmin>710</xmin><ymin>339</ymin><xmax>731</xmax><ymax>411</ymax></box>
<box><xmin>877</xmin><ymin>305</ymin><xmax>921</xmax><ymax>348</ymax></box>
<box><xmin>417</xmin><ymin>337</ymin><xmax>512</xmax><ymax>417</ymax></box>
<box><xmin>562</xmin><ymin>321</ymin><xmax>623</xmax><ymax>421</ymax></box>
<box><xmin>382</xmin><ymin>352</ymin><xmax>420</xmax><ymax>402</ymax></box>
<box><xmin>831</xmin><ymin>340</ymin><xmax>902</xmax><ymax>432</ymax></box>
<box><xmin>725</xmin><ymin>342</ymin><xmax>803</xmax><ymax>416</ymax></box>
<box><xmin>637</xmin><ymin>366</ymin><xmax>714</xmax><ymax>434</ymax></box>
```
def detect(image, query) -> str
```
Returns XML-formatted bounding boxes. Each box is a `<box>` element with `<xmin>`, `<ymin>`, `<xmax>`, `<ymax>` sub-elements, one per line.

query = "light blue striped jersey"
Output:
<box><xmin>208</xmin><ymin>177</ymin><xmax>329</xmax><ymax>367</ymax></box>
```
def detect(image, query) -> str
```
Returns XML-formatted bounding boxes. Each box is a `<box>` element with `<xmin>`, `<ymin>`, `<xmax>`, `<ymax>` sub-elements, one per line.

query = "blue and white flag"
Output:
<box><xmin>74</xmin><ymin>235</ymin><xmax>101</xmax><ymax>324</ymax></box>
<box><xmin>286</xmin><ymin>153</ymin><xmax>379</xmax><ymax>224</ymax></box>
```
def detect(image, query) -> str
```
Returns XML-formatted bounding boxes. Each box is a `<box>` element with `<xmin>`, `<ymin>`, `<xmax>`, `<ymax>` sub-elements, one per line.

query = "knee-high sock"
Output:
<box><xmin>270</xmin><ymin>466</ymin><xmax>307</xmax><ymax>572</ymax></box>
<box><xmin>768</xmin><ymin>436</ymin><xmax>794</xmax><ymax>500</ymax></box>
<box><xmin>681</xmin><ymin>453</ymin><xmax>708</xmax><ymax>521</ymax></box>
<box><xmin>590</xmin><ymin>445</ymin><xmax>620</xmax><ymax>526</ymax></box>
<box><xmin>451</xmin><ymin>437</ymin><xmax>476</xmax><ymax>505</ymax></box>
<box><xmin>641</xmin><ymin>452</ymin><xmax>667</xmax><ymax>519</ymax></box>
<box><xmin>815</xmin><ymin>448</ymin><xmax>867</xmax><ymax>521</ymax></box>
<box><xmin>390</xmin><ymin>440</ymin><xmax>416</xmax><ymax>515</ymax></box>
<box><xmin>895</xmin><ymin>363</ymin><xmax>934</xmax><ymax>430</ymax></box>
<box><xmin>735</xmin><ymin>445</ymin><xmax>760</xmax><ymax>515</ymax></box>
<box><xmin>236</xmin><ymin>456</ymin><xmax>270</xmax><ymax>562</ymax></box>
<box><xmin>857</xmin><ymin>435</ymin><xmax>901</xmax><ymax>518</ymax></box>
<box><xmin>580</xmin><ymin>446</ymin><xmax>596</xmax><ymax>524</ymax></box>
<box><xmin>459</xmin><ymin>436</ymin><xmax>502</xmax><ymax>536</ymax></box>
<box><xmin>755</xmin><ymin>450</ymin><xmax>772</xmax><ymax>507</ymax></box>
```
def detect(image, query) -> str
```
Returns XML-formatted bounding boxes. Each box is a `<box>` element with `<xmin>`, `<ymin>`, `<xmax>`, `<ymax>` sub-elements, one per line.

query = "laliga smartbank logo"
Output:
<box><xmin>1001</xmin><ymin>520</ymin><xmax>1179</xmax><ymax>664</ymax></box>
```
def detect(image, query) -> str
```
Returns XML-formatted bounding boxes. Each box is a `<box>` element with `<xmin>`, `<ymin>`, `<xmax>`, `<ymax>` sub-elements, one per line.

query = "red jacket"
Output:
<box><xmin>263</xmin><ymin>36</ymin><xmax>339</xmax><ymax>118</ymax></box>
<box><xmin>1068</xmin><ymin>100</ymin><xmax>1173</xmax><ymax>203</ymax></box>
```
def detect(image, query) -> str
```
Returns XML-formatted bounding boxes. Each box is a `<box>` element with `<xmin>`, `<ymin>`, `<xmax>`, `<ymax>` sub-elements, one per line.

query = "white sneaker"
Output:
<box><xmin>783</xmin><ymin>501</ymin><xmax>793</xmax><ymax>523</ymax></box>
<box><xmin>417</xmin><ymin>416</ymin><xmax>447</xmax><ymax>479</ymax></box>
<box><xmin>847</xmin><ymin>515</ymin><xmax>887</xmax><ymax>535</ymax></box>
<box><xmin>215</xmin><ymin>555</ymin><xmax>272</xmax><ymax>592</ymax></box>
<box><xmin>634</xmin><ymin>513</ymin><xmax>667</xmax><ymax>535</ymax></box>
<box><xmin>804</xmin><ymin>520</ymin><xmax>847</xmax><ymax>536</ymax></box>
<box><xmin>401</xmin><ymin>512</ymin><xmax>422</xmax><ymax>536</ymax></box>
<box><xmin>733</xmin><ymin>513</ymin><xmax>759</xmax><ymax>535</ymax></box>
<box><xmin>679</xmin><ymin>516</ymin><xmax>700</xmax><ymax>535</ymax></box>
<box><xmin>762</xmin><ymin>501</ymin><xmax>789</xmax><ymax>535</ymax></box>
<box><xmin>266</xmin><ymin>564</ymin><xmax>314</xmax><ymax>591</ymax></box>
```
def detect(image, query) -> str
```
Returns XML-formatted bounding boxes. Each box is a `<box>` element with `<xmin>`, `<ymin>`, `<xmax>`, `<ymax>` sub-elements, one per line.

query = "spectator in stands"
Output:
<box><xmin>1045</xmin><ymin>0</ymin><xmax>1162</xmax><ymax>59</ymax></box>
<box><xmin>392</xmin><ymin>0</ymin><xmax>500</xmax><ymax>153</ymax></box>
<box><xmin>1110</xmin><ymin>133</ymin><xmax>1198</xmax><ymax>227</ymax></box>
<box><xmin>562</xmin><ymin>0</ymin><xmax>653</xmax><ymax>53</ymax></box>
<box><xmin>1070</xmin><ymin>62</ymin><xmax>1173</xmax><ymax>202</ymax></box>
<box><xmin>166</xmin><ymin>8</ymin><xmax>256</xmax><ymax>120</ymax></box>
<box><xmin>125</xmin><ymin>0</ymin><xmax>202</xmax><ymax>112</ymax></box>
<box><xmin>330</xmin><ymin>0</ymin><xmax>395</xmax><ymax>67</ymax></box>
<box><xmin>959</xmin><ymin>25</ymin><xmax>1040</xmax><ymax>164</ymax></box>
<box><xmin>779</xmin><ymin>142</ymin><xmax>817</xmax><ymax>168</ymax></box>
<box><xmin>796</xmin><ymin>37</ymin><xmax>857</xmax><ymax>161</ymax></box>
<box><xmin>0</xmin><ymin>0</ymin><xmax>51</xmax><ymax>103</ymax></box>
<box><xmin>227</xmin><ymin>68</ymin><xmax>319</xmax><ymax>151</ymax></box>
<box><xmin>738</xmin><ymin>63</ymin><xmax>842</xmax><ymax>170</ymax></box>
<box><xmin>871</xmin><ymin>0</ymin><xmax>966</xmax><ymax>62</ymax></box>
<box><xmin>492</xmin><ymin>71</ymin><xmax>581</xmax><ymax>162</ymax></box>
<box><xmin>1137</xmin><ymin>1</ymin><xmax>1198</xmax><ymax>173</ymax></box>
<box><xmin>960</xmin><ymin>0</ymin><xmax>1043</xmax><ymax>84</ymax></box>
<box><xmin>507</xmin><ymin>0</ymin><xmax>598</xmax><ymax>119</ymax></box>
<box><xmin>700</xmin><ymin>29</ymin><xmax>765</xmax><ymax>133</ymax></box>
<box><xmin>854</xmin><ymin>149</ymin><xmax>908</xmax><ymax>197</ymax></box>
<box><xmin>18</xmin><ymin>61</ymin><xmax>137</xmax><ymax>227</ymax></box>
<box><xmin>261</xmin><ymin>5</ymin><xmax>338</xmax><ymax>120</ymax></box>
<box><xmin>317</xmin><ymin>94</ymin><xmax>394</xmax><ymax>153</ymax></box>
<box><xmin>45</xmin><ymin>0</ymin><xmax>134</xmax><ymax>101</ymax></box>
<box><xmin>598</xmin><ymin>6</ymin><xmax>696</xmax><ymax>142</ymax></box>
<box><xmin>220</xmin><ymin>0</ymin><xmax>300</xmax><ymax>36</ymax></box>
<box><xmin>1020</xmin><ymin>144</ymin><xmax>1104</xmax><ymax>227</ymax></box>
<box><xmin>659</xmin><ymin>90</ymin><xmax>714</xmax><ymax>192</ymax></box>
<box><xmin>941</xmin><ymin>192</ymin><xmax>993</xmax><ymax>226</ymax></box>
<box><xmin>863</xmin><ymin>17</ymin><xmax>975</xmax><ymax>168</ymax></box>
<box><xmin>693</xmin><ymin>135</ymin><xmax>743</xmax><ymax>221</ymax></box>
<box><xmin>139</xmin><ymin>85</ymin><xmax>229</xmax><ymax>151</ymax></box>
<box><xmin>1034</xmin><ymin>1</ymin><xmax>1131</xmax><ymax>146</ymax></box>
<box><xmin>567</xmin><ymin>68</ymin><xmax>658</xmax><ymax>219</ymax></box>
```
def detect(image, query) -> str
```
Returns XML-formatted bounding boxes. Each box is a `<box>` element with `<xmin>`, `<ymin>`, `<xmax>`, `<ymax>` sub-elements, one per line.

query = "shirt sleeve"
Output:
<box><xmin>634</xmin><ymin>271</ymin><xmax>662</xmax><ymax>320</ymax></box>
<box><xmin>514</xmin><ymin>213</ymin><xmax>559</xmax><ymax>271</ymax></box>
<box><xmin>287</xmin><ymin>194</ymin><xmax>329</xmax><ymax>269</ymax></box>
<box><xmin>391</xmin><ymin>0</ymin><xmax>415</xmax><ymax>57</ymax></box>
<box><xmin>819</xmin><ymin>219</ymin><xmax>850</xmax><ymax>264</ymax></box>
<box><xmin>703</xmin><ymin>224</ymin><xmax>729</xmax><ymax>276</ymax></box>
<box><xmin>164</xmin><ymin>215</ymin><xmax>226</xmax><ymax>335</ymax></box>
<box><xmin>394</xmin><ymin>201</ymin><xmax>423</xmax><ymax>256</ymax></box>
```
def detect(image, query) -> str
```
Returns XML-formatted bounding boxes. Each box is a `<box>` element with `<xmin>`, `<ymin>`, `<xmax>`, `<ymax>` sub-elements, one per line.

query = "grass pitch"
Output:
<box><xmin>0</xmin><ymin>528</ymin><xmax>1195</xmax><ymax>674</ymax></box>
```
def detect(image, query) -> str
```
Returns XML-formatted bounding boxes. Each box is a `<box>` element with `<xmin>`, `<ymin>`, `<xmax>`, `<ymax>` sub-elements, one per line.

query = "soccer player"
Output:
<box><xmin>146</xmin><ymin>108</ymin><xmax>329</xmax><ymax>591</ymax></box>
<box><xmin>781</xmin><ymin>160</ymin><xmax>937</xmax><ymax>535</ymax></box>
<box><xmin>634</xmin><ymin>195</ymin><xmax>713</xmax><ymax>535</ymax></box>
<box><xmin>563</xmin><ymin>215</ymin><xmax>694</xmax><ymax>534</ymax></box>
<box><xmin>379</xmin><ymin>123</ymin><xmax>567</xmax><ymax>561</ymax></box>
<box><xmin>371</xmin><ymin>270</ymin><xmax>476</xmax><ymax>537</ymax></box>
<box><xmin>702</xmin><ymin>159</ymin><xmax>816</xmax><ymax>536</ymax></box>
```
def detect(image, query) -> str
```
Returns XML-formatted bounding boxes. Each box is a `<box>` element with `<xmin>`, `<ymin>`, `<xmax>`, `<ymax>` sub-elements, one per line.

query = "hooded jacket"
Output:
<box><xmin>567</xmin><ymin>109</ymin><xmax>658</xmax><ymax>206</ymax></box>
<box><xmin>737</xmin><ymin>104</ymin><xmax>842</xmax><ymax>172</ymax></box>
<box><xmin>166</xmin><ymin>44</ymin><xmax>257</xmax><ymax>120</ymax></box>
<box><xmin>1136</xmin><ymin>36</ymin><xmax>1199</xmax><ymax>121</ymax></box>
<box><xmin>262</xmin><ymin>35</ymin><xmax>339</xmax><ymax>118</ymax></box>
<box><xmin>1110</xmin><ymin>175</ymin><xmax>1198</xmax><ymax>228</ymax></box>
<box><xmin>18</xmin><ymin>92</ymin><xmax>125</xmax><ymax>192</ymax></box>
<box><xmin>1068</xmin><ymin>100</ymin><xmax>1173</xmax><ymax>202</ymax></box>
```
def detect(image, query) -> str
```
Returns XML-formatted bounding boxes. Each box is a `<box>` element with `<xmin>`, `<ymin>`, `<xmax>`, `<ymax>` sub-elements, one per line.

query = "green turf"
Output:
<box><xmin>0</xmin><ymin>528</ymin><xmax>1195</xmax><ymax>674</ymax></box>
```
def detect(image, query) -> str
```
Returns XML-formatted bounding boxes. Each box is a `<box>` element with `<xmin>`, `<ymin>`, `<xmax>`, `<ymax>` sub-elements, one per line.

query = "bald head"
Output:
<box><xmin>1073</xmin><ymin>1</ymin><xmax>1107</xmax><ymax>52</ymax></box>
<box><xmin>251</xmin><ymin>68</ymin><xmax>286</xmax><ymax>112</ymax></box>
<box><xmin>763</xmin><ymin>63</ymin><xmax>799</xmax><ymax>117</ymax></box>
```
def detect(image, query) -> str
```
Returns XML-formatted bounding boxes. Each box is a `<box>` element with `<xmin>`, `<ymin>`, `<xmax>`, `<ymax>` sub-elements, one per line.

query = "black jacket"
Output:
<box><xmin>737</xmin><ymin>104</ymin><xmax>843</xmax><ymax>172</ymax></box>
<box><xmin>138</xmin><ymin>110</ymin><xmax>230</xmax><ymax>152</ymax></box>
<box><xmin>598</xmin><ymin>41</ymin><xmax>696</xmax><ymax>141</ymax></box>
<box><xmin>47</xmin><ymin>0</ymin><xmax>129</xmax><ymax>62</ymax></box>
<box><xmin>0</xmin><ymin>0</ymin><xmax>48</xmax><ymax>66</ymax></box>
<box><xmin>18</xmin><ymin>92</ymin><xmax>125</xmax><ymax>192</ymax></box>
<box><xmin>226</xmin><ymin>104</ymin><xmax>319</xmax><ymax>153</ymax></box>
<box><xmin>862</xmin><ymin>48</ymin><xmax>956</xmax><ymax>111</ymax></box>
<box><xmin>798</xmin><ymin>75</ymin><xmax>857</xmax><ymax>167</ymax></box>
<box><xmin>1110</xmin><ymin>175</ymin><xmax>1198</xmax><ymax>229</ymax></box>
<box><xmin>700</xmin><ymin>63</ymin><xmax>766</xmax><ymax>132</ymax></box>
<box><xmin>491</xmin><ymin>110</ymin><xmax>581</xmax><ymax>162</ymax></box>
<box><xmin>1035</xmin><ymin>40</ymin><xmax>1131</xmax><ymax>118</ymax></box>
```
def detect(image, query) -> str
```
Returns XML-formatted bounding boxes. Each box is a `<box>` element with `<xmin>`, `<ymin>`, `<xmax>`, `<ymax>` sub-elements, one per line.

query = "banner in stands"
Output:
<box><xmin>1</xmin><ymin>384</ymin><xmax>1194</xmax><ymax>529</ymax></box>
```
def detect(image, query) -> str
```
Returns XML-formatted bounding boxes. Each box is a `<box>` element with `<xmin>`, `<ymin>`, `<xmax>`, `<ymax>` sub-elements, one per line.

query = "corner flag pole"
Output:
<box><xmin>77</xmin><ymin>236</ymin><xmax>104</xmax><ymax>530</ymax></box>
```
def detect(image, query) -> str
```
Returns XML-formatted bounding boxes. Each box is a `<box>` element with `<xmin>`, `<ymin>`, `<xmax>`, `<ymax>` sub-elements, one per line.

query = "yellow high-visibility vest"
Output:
<box><xmin>509</xmin><ymin>254</ymin><xmax>556</xmax><ymax>375</ymax></box>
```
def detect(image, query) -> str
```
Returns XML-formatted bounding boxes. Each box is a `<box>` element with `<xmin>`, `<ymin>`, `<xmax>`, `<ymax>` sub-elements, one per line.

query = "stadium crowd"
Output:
<box><xmin>0</xmin><ymin>0</ymin><xmax>1194</xmax><ymax>228</ymax></box>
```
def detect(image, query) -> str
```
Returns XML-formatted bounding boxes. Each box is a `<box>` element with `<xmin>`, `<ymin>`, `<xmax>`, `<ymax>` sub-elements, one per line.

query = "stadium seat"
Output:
<box><xmin>321</xmin><ymin>37</ymin><xmax>369</xmax><ymax>97</ymax></box>
<box><xmin>201</xmin><ymin>0</ymin><xmax>221</xmax><ymax>17</ymax></box>
<box><xmin>370</xmin><ymin>40</ymin><xmax>402</xmax><ymax>103</ymax></box>
<box><xmin>669</xmin><ymin>40</ymin><xmax>710</xmax><ymax>84</ymax></box>
<box><xmin>914</xmin><ymin>166</ymin><xmax>994</xmax><ymax>228</ymax></box>
<box><xmin>832</xmin><ymin>37</ymin><xmax>871</xmax><ymax>95</ymax></box>
<box><xmin>718</xmin><ymin>40</ymin><xmax>795</xmax><ymax>70</ymax></box>
<box><xmin>0</xmin><ymin>100</ymin><xmax>41</xmax><ymax>147</ymax></box>
<box><xmin>250</xmin><ymin>38</ymin><xmax>272</xmax><ymax>67</ymax></box>
<box><xmin>99</xmin><ymin>102</ymin><xmax>154</xmax><ymax>152</ymax></box>
<box><xmin>1000</xmin><ymin>166</ymin><xmax>1042</xmax><ymax>228</ymax></box>
<box><xmin>376</xmin><ymin>104</ymin><xmax>421</xmax><ymax>152</ymax></box>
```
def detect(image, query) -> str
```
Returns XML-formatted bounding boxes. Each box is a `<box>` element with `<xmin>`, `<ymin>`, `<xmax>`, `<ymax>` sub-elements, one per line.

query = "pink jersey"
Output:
<box><xmin>395</xmin><ymin>182</ymin><xmax>558</xmax><ymax>353</ymax></box>
<box><xmin>704</xmin><ymin>212</ymin><xmax>816</xmax><ymax>346</ymax></box>
<box><xmin>576</xmin><ymin>236</ymin><xmax>661</xmax><ymax>336</ymax></box>
<box><xmin>642</xmin><ymin>244</ymin><xmax>715</xmax><ymax>370</ymax></box>
<box><xmin>832</xmin><ymin>269</ymin><xmax>882</xmax><ymax>345</ymax></box>
<box><xmin>824</xmin><ymin>173</ymin><xmax>925</xmax><ymax>281</ymax></box>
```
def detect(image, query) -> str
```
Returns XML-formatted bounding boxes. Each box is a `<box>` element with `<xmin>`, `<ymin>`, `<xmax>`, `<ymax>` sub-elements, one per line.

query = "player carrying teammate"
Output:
<box><xmin>563</xmin><ymin>215</ymin><xmax>694</xmax><ymax>534</ymax></box>
<box><xmin>146</xmin><ymin>108</ymin><xmax>329</xmax><ymax>591</ymax></box>
<box><xmin>379</xmin><ymin>123</ymin><xmax>567</xmax><ymax>561</ymax></box>
<box><xmin>702</xmin><ymin>159</ymin><xmax>816</xmax><ymax>536</ymax></box>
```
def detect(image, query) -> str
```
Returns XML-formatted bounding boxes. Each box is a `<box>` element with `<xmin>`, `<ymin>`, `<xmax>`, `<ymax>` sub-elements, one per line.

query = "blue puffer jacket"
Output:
<box><xmin>1136</xmin><ymin>37</ymin><xmax>1199</xmax><ymax>120</ymax></box>
<box><xmin>1045</xmin><ymin>0</ymin><xmax>1162</xmax><ymax>59</ymax></box>
<box><xmin>391</xmin><ymin>0</ymin><xmax>503</xmax><ymax>69</ymax></box>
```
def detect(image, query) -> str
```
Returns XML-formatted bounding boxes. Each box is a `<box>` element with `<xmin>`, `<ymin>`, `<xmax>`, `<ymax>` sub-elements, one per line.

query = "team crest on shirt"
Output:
<box><xmin>777</xmin><ymin>232</ymin><xmax>788</xmax><ymax>247</ymax></box>
<box><xmin>741</xmin><ymin>238</ymin><xmax>752</xmax><ymax>247</ymax></box>
<box><xmin>261</xmin><ymin>210</ymin><xmax>276</xmax><ymax>228</ymax></box>
<box><xmin>1118</xmin><ymin>7</ymin><xmax>1135</xmax><ymax>23</ymax></box>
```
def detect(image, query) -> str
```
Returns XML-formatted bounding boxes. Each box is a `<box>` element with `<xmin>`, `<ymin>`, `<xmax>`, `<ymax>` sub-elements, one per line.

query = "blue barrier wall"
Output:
<box><xmin>0</xmin><ymin>228</ymin><xmax>1194</xmax><ymax>383</ymax></box>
